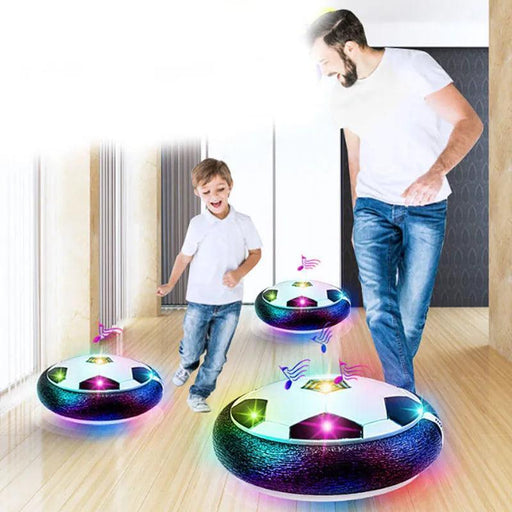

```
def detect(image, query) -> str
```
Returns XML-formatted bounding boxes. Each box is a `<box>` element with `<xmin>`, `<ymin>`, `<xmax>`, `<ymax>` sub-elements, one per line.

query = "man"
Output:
<box><xmin>309</xmin><ymin>10</ymin><xmax>483</xmax><ymax>392</ymax></box>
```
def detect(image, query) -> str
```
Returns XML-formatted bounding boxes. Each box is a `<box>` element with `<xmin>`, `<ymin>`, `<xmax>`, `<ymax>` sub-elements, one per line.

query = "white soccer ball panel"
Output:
<box><xmin>263</xmin><ymin>280</ymin><xmax>344</xmax><ymax>308</ymax></box>
<box><xmin>363</xmin><ymin>419</ymin><xmax>403</xmax><ymax>439</ymax></box>
<box><xmin>47</xmin><ymin>355</ymin><xmax>152</xmax><ymax>392</ymax></box>
<box><xmin>231</xmin><ymin>376</ymin><xmax>422</xmax><ymax>444</ymax></box>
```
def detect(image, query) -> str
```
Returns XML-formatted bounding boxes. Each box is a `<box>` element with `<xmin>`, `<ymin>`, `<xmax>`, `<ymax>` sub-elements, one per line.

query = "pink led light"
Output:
<box><xmin>299</xmin><ymin>298</ymin><xmax>305</xmax><ymax>306</ymax></box>
<box><xmin>322</xmin><ymin>421</ymin><xmax>332</xmax><ymax>432</ymax></box>
<box><xmin>96</xmin><ymin>378</ymin><xmax>104</xmax><ymax>388</ymax></box>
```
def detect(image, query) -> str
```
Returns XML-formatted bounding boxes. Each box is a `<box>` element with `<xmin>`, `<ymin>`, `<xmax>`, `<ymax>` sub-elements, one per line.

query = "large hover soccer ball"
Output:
<box><xmin>213</xmin><ymin>375</ymin><xmax>443</xmax><ymax>501</ymax></box>
<box><xmin>37</xmin><ymin>354</ymin><xmax>163</xmax><ymax>422</ymax></box>
<box><xmin>255</xmin><ymin>280</ymin><xmax>350</xmax><ymax>331</ymax></box>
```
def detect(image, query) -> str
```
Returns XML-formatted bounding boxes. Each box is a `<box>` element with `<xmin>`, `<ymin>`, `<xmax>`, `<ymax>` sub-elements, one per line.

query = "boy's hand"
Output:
<box><xmin>156</xmin><ymin>283</ymin><xmax>174</xmax><ymax>297</ymax></box>
<box><xmin>223</xmin><ymin>270</ymin><xmax>241</xmax><ymax>288</ymax></box>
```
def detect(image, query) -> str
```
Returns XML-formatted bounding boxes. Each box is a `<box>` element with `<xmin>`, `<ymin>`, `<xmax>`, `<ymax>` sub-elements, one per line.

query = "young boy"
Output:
<box><xmin>156</xmin><ymin>158</ymin><xmax>262</xmax><ymax>412</ymax></box>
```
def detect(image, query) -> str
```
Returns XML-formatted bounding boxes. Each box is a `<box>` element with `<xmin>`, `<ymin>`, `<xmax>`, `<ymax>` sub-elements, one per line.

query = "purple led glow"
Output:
<box><xmin>96</xmin><ymin>378</ymin><xmax>104</xmax><ymax>388</ymax></box>
<box><xmin>322</xmin><ymin>421</ymin><xmax>332</xmax><ymax>432</ymax></box>
<box><xmin>289</xmin><ymin>412</ymin><xmax>363</xmax><ymax>440</ymax></box>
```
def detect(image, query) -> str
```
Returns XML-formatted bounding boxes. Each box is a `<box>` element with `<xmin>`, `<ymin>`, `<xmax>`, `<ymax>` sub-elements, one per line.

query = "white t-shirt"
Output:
<box><xmin>181</xmin><ymin>205</ymin><xmax>262</xmax><ymax>305</ymax></box>
<box><xmin>328</xmin><ymin>48</ymin><xmax>454</xmax><ymax>205</ymax></box>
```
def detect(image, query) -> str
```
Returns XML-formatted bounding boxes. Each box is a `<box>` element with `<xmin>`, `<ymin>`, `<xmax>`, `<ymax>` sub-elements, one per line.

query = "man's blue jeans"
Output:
<box><xmin>180</xmin><ymin>300</ymin><xmax>242</xmax><ymax>398</ymax></box>
<box><xmin>353</xmin><ymin>197</ymin><xmax>447</xmax><ymax>392</ymax></box>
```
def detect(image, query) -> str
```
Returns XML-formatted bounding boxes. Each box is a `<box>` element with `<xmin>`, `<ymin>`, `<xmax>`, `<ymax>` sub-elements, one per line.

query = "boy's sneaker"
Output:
<box><xmin>172</xmin><ymin>365</ymin><xmax>191</xmax><ymax>386</ymax></box>
<box><xmin>187</xmin><ymin>394</ymin><xmax>211</xmax><ymax>413</ymax></box>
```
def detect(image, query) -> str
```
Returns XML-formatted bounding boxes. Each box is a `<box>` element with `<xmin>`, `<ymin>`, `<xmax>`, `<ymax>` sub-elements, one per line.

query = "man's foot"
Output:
<box><xmin>187</xmin><ymin>394</ymin><xmax>211</xmax><ymax>413</ymax></box>
<box><xmin>172</xmin><ymin>365</ymin><xmax>191</xmax><ymax>386</ymax></box>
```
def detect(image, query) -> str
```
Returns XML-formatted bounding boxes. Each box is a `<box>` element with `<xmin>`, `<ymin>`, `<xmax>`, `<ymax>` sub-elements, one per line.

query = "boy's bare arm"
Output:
<box><xmin>156</xmin><ymin>252</ymin><xmax>194</xmax><ymax>296</ymax></box>
<box><xmin>223</xmin><ymin>249</ymin><xmax>262</xmax><ymax>288</ymax></box>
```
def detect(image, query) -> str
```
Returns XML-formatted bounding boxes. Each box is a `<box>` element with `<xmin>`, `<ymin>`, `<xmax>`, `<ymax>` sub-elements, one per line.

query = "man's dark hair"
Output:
<box><xmin>308</xmin><ymin>10</ymin><xmax>368</xmax><ymax>50</ymax></box>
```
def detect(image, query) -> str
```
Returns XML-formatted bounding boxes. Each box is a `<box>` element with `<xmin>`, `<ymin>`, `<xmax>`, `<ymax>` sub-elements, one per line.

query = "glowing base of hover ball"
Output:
<box><xmin>255</xmin><ymin>280</ymin><xmax>351</xmax><ymax>332</ymax></box>
<box><xmin>246</xmin><ymin>474</ymin><xmax>419</xmax><ymax>502</ymax></box>
<box><xmin>213</xmin><ymin>375</ymin><xmax>443</xmax><ymax>501</ymax></box>
<box><xmin>37</xmin><ymin>354</ymin><xmax>164</xmax><ymax>423</ymax></box>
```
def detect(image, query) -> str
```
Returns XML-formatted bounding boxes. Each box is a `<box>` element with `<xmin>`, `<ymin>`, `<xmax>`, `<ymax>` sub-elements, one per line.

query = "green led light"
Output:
<box><xmin>48</xmin><ymin>367</ymin><xmax>68</xmax><ymax>384</ymax></box>
<box><xmin>292</xmin><ymin>281</ymin><xmax>313</xmax><ymax>288</ymax></box>
<box><xmin>239</xmin><ymin>406</ymin><xmax>264</xmax><ymax>426</ymax></box>
<box><xmin>263</xmin><ymin>289</ymin><xmax>278</xmax><ymax>302</ymax></box>
<box><xmin>231</xmin><ymin>399</ymin><xmax>267</xmax><ymax>429</ymax></box>
<box><xmin>86</xmin><ymin>356</ymin><xmax>113</xmax><ymax>365</ymax></box>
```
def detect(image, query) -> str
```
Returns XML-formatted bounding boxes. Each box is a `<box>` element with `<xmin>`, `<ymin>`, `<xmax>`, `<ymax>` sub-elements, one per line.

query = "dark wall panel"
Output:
<box><xmin>341</xmin><ymin>48</ymin><xmax>488</xmax><ymax>307</ymax></box>
<box><xmin>161</xmin><ymin>142</ymin><xmax>202</xmax><ymax>306</ymax></box>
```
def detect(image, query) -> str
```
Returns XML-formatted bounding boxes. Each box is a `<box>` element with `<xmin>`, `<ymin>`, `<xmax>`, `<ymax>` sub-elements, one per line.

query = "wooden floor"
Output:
<box><xmin>1</xmin><ymin>307</ymin><xmax>511</xmax><ymax>512</ymax></box>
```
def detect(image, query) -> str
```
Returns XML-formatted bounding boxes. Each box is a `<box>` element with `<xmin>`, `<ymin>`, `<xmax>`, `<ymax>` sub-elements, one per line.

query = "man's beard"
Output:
<box><xmin>339</xmin><ymin>52</ymin><xmax>358</xmax><ymax>88</ymax></box>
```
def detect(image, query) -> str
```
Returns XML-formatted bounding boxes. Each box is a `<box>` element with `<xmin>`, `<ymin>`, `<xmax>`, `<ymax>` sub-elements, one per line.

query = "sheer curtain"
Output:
<box><xmin>0</xmin><ymin>156</ymin><xmax>40</xmax><ymax>402</ymax></box>
<box><xmin>99</xmin><ymin>142</ymin><xmax>125</xmax><ymax>328</ymax></box>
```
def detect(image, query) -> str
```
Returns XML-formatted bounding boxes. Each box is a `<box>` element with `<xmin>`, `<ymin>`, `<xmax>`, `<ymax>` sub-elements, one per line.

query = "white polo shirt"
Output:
<box><xmin>181</xmin><ymin>205</ymin><xmax>262</xmax><ymax>305</ymax></box>
<box><xmin>327</xmin><ymin>48</ymin><xmax>454</xmax><ymax>205</ymax></box>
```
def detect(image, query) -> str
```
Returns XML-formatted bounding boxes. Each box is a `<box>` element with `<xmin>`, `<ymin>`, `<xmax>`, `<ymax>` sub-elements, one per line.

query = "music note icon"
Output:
<box><xmin>93</xmin><ymin>322</ymin><xmax>124</xmax><ymax>343</ymax></box>
<box><xmin>297</xmin><ymin>255</ymin><xmax>306</xmax><ymax>272</ymax></box>
<box><xmin>297</xmin><ymin>255</ymin><xmax>321</xmax><ymax>272</ymax></box>
<box><xmin>280</xmin><ymin>358</ymin><xmax>311</xmax><ymax>390</ymax></box>
<box><xmin>334</xmin><ymin>360</ymin><xmax>368</xmax><ymax>385</ymax></box>
<box><xmin>311</xmin><ymin>325</ymin><xmax>333</xmax><ymax>354</ymax></box>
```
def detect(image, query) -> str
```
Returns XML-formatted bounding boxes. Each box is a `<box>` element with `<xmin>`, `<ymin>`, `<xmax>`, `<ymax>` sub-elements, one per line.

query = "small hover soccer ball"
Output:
<box><xmin>37</xmin><ymin>354</ymin><xmax>163</xmax><ymax>422</ymax></box>
<box><xmin>255</xmin><ymin>280</ymin><xmax>350</xmax><ymax>331</ymax></box>
<box><xmin>213</xmin><ymin>375</ymin><xmax>443</xmax><ymax>501</ymax></box>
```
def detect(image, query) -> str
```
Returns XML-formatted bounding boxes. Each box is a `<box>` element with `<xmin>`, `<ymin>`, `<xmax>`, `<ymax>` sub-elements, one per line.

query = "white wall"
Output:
<box><xmin>123</xmin><ymin>147</ymin><xmax>161</xmax><ymax>317</ymax></box>
<box><xmin>204</xmin><ymin>2</ymin><xmax>488</xmax><ymax>300</ymax></box>
<box><xmin>40</xmin><ymin>147</ymin><xmax>93</xmax><ymax>365</ymax></box>
<box><xmin>208</xmin><ymin>108</ymin><xmax>342</xmax><ymax>298</ymax></box>
<box><xmin>275</xmin><ymin>117</ymin><xmax>340</xmax><ymax>286</ymax></box>
<box><xmin>208</xmin><ymin>125</ymin><xmax>274</xmax><ymax>301</ymax></box>
<box><xmin>311</xmin><ymin>0</ymin><xmax>489</xmax><ymax>47</ymax></box>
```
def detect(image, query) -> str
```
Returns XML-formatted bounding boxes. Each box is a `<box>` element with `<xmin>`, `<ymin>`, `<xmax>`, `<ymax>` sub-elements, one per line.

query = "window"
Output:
<box><xmin>0</xmin><ymin>156</ymin><xmax>40</xmax><ymax>393</ymax></box>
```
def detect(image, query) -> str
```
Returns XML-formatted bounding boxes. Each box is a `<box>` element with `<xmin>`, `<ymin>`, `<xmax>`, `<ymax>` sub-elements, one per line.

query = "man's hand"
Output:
<box><xmin>156</xmin><ymin>283</ymin><xmax>174</xmax><ymax>297</ymax></box>
<box><xmin>401</xmin><ymin>169</ymin><xmax>444</xmax><ymax>206</ymax></box>
<box><xmin>223</xmin><ymin>270</ymin><xmax>241</xmax><ymax>288</ymax></box>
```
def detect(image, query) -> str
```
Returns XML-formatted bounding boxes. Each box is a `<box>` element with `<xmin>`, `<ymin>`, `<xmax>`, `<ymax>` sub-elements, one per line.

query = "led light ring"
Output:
<box><xmin>37</xmin><ymin>366</ymin><xmax>163</xmax><ymax>422</ymax></box>
<box><xmin>255</xmin><ymin>290</ymin><xmax>350</xmax><ymax>331</ymax></box>
<box><xmin>213</xmin><ymin>397</ymin><xmax>443</xmax><ymax>500</ymax></box>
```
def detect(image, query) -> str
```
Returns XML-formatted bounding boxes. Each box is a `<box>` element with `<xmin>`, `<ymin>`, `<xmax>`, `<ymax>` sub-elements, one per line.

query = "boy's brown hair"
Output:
<box><xmin>191</xmin><ymin>158</ymin><xmax>233</xmax><ymax>188</ymax></box>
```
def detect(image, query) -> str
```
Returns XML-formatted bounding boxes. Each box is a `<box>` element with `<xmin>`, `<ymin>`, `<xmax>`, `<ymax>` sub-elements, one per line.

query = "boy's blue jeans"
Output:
<box><xmin>353</xmin><ymin>197</ymin><xmax>447</xmax><ymax>393</ymax></box>
<box><xmin>179</xmin><ymin>300</ymin><xmax>242</xmax><ymax>398</ymax></box>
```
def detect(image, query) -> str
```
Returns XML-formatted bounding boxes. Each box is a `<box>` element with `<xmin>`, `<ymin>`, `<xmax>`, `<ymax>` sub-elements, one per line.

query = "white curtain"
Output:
<box><xmin>0</xmin><ymin>157</ymin><xmax>40</xmax><ymax>395</ymax></box>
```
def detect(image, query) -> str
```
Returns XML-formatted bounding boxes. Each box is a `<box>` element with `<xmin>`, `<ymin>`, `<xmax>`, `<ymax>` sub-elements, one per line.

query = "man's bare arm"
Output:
<box><xmin>344</xmin><ymin>128</ymin><xmax>361</xmax><ymax>209</ymax></box>
<box><xmin>402</xmin><ymin>83</ymin><xmax>484</xmax><ymax>206</ymax></box>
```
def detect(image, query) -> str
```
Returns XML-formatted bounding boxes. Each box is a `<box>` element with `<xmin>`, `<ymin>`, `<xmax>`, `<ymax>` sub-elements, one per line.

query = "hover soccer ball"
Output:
<box><xmin>213</xmin><ymin>375</ymin><xmax>443</xmax><ymax>501</ymax></box>
<box><xmin>255</xmin><ymin>280</ymin><xmax>350</xmax><ymax>331</ymax></box>
<box><xmin>37</xmin><ymin>354</ymin><xmax>163</xmax><ymax>422</ymax></box>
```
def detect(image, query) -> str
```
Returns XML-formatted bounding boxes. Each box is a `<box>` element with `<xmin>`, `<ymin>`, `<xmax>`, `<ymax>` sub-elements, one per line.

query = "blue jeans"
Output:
<box><xmin>179</xmin><ymin>301</ymin><xmax>242</xmax><ymax>398</ymax></box>
<box><xmin>353</xmin><ymin>197</ymin><xmax>447</xmax><ymax>392</ymax></box>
